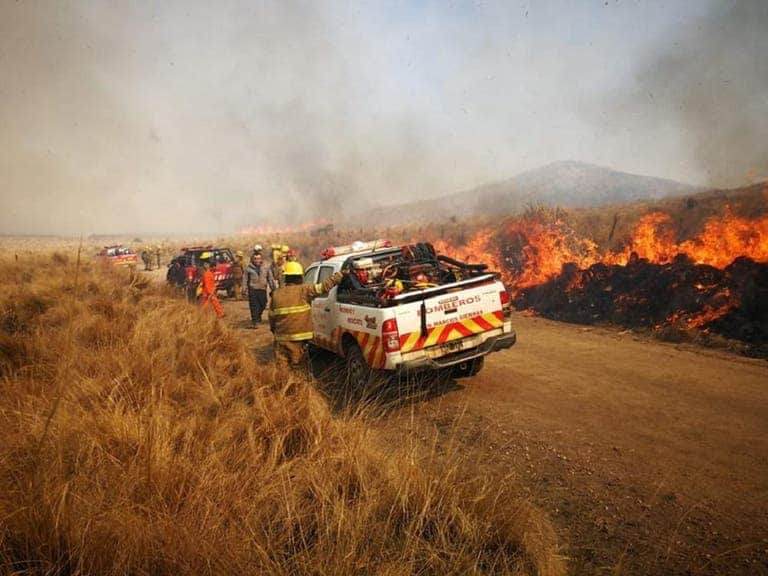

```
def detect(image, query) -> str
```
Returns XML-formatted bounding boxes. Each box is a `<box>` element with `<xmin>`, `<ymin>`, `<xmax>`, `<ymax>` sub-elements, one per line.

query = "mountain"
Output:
<box><xmin>360</xmin><ymin>161</ymin><xmax>701</xmax><ymax>225</ymax></box>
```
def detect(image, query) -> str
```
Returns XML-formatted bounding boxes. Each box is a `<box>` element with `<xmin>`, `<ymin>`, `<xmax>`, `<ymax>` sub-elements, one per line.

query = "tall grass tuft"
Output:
<box><xmin>0</xmin><ymin>256</ymin><xmax>564</xmax><ymax>575</ymax></box>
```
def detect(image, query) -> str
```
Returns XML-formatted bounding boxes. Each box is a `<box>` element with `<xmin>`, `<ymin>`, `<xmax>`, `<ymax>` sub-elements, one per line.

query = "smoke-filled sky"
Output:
<box><xmin>1</xmin><ymin>0</ymin><xmax>766</xmax><ymax>235</ymax></box>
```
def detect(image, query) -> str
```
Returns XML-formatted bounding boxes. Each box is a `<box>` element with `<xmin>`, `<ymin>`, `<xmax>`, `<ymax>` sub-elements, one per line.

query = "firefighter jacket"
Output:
<box><xmin>269</xmin><ymin>272</ymin><xmax>344</xmax><ymax>342</ymax></box>
<box><xmin>231</xmin><ymin>258</ymin><xmax>244</xmax><ymax>282</ymax></box>
<box><xmin>243</xmin><ymin>262</ymin><xmax>277</xmax><ymax>292</ymax></box>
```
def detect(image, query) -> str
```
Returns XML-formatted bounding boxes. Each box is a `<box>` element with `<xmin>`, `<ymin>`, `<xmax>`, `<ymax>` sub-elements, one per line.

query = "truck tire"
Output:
<box><xmin>452</xmin><ymin>356</ymin><xmax>484</xmax><ymax>379</ymax></box>
<box><xmin>345</xmin><ymin>343</ymin><xmax>372</xmax><ymax>390</ymax></box>
<box><xmin>345</xmin><ymin>343</ymin><xmax>387</xmax><ymax>393</ymax></box>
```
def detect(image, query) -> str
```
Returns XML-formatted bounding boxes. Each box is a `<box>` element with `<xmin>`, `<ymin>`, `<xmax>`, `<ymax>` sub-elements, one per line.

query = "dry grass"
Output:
<box><xmin>0</xmin><ymin>254</ymin><xmax>563</xmax><ymax>575</ymax></box>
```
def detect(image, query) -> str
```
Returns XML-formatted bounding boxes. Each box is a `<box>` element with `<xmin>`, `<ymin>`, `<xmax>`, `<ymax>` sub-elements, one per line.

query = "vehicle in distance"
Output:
<box><xmin>167</xmin><ymin>246</ymin><xmax>237</xmax><ymax>296</ymax></box>
<box><xmin>96</xmin><ymin>245</ymin><xmax>139</xmax><ymax>268</ymax></box>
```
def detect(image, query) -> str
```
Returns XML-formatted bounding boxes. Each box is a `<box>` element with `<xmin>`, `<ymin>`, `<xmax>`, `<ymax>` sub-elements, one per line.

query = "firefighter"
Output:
<box><xmin>167</xmin><ymin>257</ymin><xmax>186</xmax><ymax>289</ymax></box>
<box><xmin>141</xmin><ymin>249</ymin><xmax>152</xmax><ymax>271</ymax></box>
<box><xmin>278</xmin><ymin>248</ymin><xmax>300</xmax><ymax>288</ymax></box>
<box><xmin>199</xmin><ymin>252</ymin><xmax>224</xmax><ymax>318</ymax></box>
<box><xmin>242</xmin><ymin>251</ymin><xmax>276</xmax><ymax>327</ymax></box>
<box><xmin>269</xmin><ymin>261</ymin><xmax>346</xmax><ymax>366</ymax></box>
<box><xmin>231</xmin><ymin>250</ymin><xmax>245</xmax><ymax>300</ymax></box>
<box><xmin>154</xmin><ymin>245</ymin><xmax>162</xmax><ymax>268</ymax></box>
<box><xmin>269</xmin><ymin>244</ymin><xmax>288</xmax><ymax>288</ymax></box>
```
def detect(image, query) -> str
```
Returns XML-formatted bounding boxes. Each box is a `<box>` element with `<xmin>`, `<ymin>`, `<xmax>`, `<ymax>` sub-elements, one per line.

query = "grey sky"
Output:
<box><xmin>0</xmin><ymin>0</ymin><xmax>765</xmax><ymax>235</ymax></box>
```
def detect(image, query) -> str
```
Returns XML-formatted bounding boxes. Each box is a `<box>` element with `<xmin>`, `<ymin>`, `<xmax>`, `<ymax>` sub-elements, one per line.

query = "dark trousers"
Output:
<box><xmin>248</xmin><ymin>288</ymin><xmax>267</xmax><ymax>323</ymax></box>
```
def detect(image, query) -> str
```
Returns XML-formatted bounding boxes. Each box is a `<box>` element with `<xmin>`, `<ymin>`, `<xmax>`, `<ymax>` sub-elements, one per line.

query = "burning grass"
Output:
<box><xmin>433</xmin><ymin>199</ymin><xmax>768</xmax><ymax>356</ymax></box>
<box><xmin>0</xmin><ymin>255</ymin><xmax>564</xmax><ymax>575</ymax></box>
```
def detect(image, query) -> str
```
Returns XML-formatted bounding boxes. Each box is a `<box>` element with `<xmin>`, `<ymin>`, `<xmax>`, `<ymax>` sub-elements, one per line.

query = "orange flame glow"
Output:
<box><xmin>238</xmin><ymin>219</ymin><xmax>331</xmax><ymax>236</ymax></box>
<box><xmin>606</xmin><ymin>209</ymin><xmax>768</xmax><ymax>268</ymax></box>
<box><xmin>432</xmin><ymin>229</ymin><xmax>501</xmax><ymax>272</ymax></box>
<box><xmin>434</xmin><ymin>208</ymin><xmax>768</xmax><ymax>331</ymax></box>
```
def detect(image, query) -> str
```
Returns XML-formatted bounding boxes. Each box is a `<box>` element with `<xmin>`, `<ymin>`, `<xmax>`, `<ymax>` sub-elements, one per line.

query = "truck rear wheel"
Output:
<box><xmin>345</xmin><ymin>343</ymin><xmax>386</xmax><ymax>393</ymax></box>
<box><xmin>452</xmin><ymin>356</ymin><xmax>484</xmax><ymax>379</ymax></box>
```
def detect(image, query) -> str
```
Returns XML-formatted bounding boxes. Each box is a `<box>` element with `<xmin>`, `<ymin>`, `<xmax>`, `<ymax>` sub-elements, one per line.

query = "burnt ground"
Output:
<box><xmin>513</xmin><ymin>256</ymin><xmax>768</xmax><ymax>359</ymax></box>
<box><xmin>207</xmin><ymin>292</ymin><xmax>768</xmax><ymax>575</ymax></box>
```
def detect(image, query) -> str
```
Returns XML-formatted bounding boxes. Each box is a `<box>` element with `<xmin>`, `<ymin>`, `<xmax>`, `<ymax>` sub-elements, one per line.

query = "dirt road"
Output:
<box><xmin>217</xmin><ymin>294</ymin><xmax>767</xmax><ymax>575</ymax></box>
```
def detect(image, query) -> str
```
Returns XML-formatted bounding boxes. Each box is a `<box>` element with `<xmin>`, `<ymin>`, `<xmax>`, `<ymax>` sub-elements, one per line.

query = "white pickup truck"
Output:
<box><xmin>302</xmin><ymin>240</ymin><xmax>516</xmax><ymax>387</ymax></box>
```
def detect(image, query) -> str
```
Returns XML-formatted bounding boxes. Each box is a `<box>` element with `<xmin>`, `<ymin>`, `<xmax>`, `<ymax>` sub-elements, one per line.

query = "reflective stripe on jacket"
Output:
<box><xmin>269</xmin><ymin>272</ymin><xmax>343</xmax><ymax>342</ymax></box>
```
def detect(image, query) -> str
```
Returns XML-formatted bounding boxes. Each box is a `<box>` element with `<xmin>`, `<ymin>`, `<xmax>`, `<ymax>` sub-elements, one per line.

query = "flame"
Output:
<box><xmin>606</xmin><ymin>209</ymin><xmax>768</xmax><ymax>267</ymax></box>
<box><xmin>438</xmin><ymin>209</ymin><xmax>768</xmax><ymax>286</ymax></box>
<box><xmin>500</xmin><ymin>218</ymin><xmax>599</xmax><ymax>291</ymax></box>
<box><xmin>432</xmin><ymin>229</ymin><xmax>501</xmax><ymax>272</ymax></box>
<box><xmin>238</xmin><ymin>219</ymin><xmax>331</xmax><ymax>236</ymax></box>
<box><xmin>434</xmin><ymin>207</ymin><xmax>768</xmax><ymax>333</ymax></box>
<box><xmin>605</xmin><ymin>212</ymin><xmax>677</xmax><ymax>265</ymax></box>
<box><xmin>435</xmin><ymin>216</ymin><xmax>600</xmax><ymax>295</ymax></box>
<box><xmin>679</xmin><ymin>209</ymin><xmax>768</xmax><ymax>268</ymax></box>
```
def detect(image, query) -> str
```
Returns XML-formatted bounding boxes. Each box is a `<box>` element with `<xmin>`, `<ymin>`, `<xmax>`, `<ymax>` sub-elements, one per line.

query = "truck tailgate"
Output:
<box><xmin>395</xmin><ymin>280</ymin><xmax>505</xmax><ymax>353</ymax></box>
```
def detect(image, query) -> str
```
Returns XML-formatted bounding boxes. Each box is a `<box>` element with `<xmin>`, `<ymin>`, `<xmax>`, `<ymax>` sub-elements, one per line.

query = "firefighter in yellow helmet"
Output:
<box><xmin>231</xmin><ymin>250</ymin><xmax>245</xmax><ymax>300</ymax></box>
<box><xmin>269</xmin><ymin>260</ymin><xmax>346</xmax><ymax>366</ymax></box>
<box><xmin>198</xmin><ymin>252</ymin><xmax>224</xmax><ymax>318</ymax></box>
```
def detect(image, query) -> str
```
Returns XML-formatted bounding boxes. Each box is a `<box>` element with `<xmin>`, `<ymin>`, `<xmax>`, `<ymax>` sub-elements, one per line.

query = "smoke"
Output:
<box><xmin>614</xmin><ymin>1</ymin><xmax>768</xmax><ymax>187</ymax></box>
<box><xmin>0</xmin><ymin>1</ymin><xmax>460</xmax><ymax>235</ymax></box>
<box><xmin>1</xmin><ymin>1</ymin><xmax>766</xmax><ymax>236</ymax></box>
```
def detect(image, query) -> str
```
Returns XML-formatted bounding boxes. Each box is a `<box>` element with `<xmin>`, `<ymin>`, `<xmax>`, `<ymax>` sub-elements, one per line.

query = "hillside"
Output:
<box><xmin>361</xmin><ymin>161</ymin><xmax>700</xmax><ymax>225</ymax></box>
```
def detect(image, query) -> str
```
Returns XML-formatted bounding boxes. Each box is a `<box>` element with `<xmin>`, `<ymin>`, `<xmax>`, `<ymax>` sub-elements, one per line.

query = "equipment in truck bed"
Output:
<box><xmin>337</xmin><ymin>242</ymin><xmax>492</xmax><ymax>306</ymax></box>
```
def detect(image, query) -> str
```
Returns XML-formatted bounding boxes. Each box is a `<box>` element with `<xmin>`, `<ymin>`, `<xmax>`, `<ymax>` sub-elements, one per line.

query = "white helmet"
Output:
<box><xmin>253</xmin><ymin>244</ymin><xmax>263</xmax><ymax>253</ymax></box>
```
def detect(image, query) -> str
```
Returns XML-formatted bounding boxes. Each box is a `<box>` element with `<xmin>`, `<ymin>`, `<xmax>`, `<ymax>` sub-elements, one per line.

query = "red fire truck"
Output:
<box><xmin>166</xmin><ymin>246</ymin><xmax>237</xmax><ymax>297</ymax></box>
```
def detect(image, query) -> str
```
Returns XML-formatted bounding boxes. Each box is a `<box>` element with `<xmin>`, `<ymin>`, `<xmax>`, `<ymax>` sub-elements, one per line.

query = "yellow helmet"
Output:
<box><xmin>283</xmin><ymin>261</ymin><xmax>303</xmax><ymax>276</ymax></box>
<box><xmin>200</xmin><ymin>251</ymin><xmax>212</xmax><ymax>260</ymax></box>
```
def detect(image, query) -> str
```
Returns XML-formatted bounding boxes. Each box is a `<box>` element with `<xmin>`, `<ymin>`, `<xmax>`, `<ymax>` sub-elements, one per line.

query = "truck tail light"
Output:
<box><xmin>382</xmin><ymin>318</ymin><xmax>400</xmax><ymax>353</ymax></box>
<box><xmin>499</xmin><ymin>289</ymin><xmax>511</xmax><ymax>316</ymax></box>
